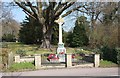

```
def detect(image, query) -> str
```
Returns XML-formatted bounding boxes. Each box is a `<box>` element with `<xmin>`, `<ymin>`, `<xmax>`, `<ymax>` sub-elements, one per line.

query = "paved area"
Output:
<box><xmin>1</xmin><ymin>67</ymin><xmax>119</xmax><ymax>76</ymax></box>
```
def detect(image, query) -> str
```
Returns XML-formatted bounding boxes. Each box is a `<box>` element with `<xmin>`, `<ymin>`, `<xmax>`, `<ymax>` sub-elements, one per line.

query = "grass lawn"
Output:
<box><xmin>8</xmin><ymin>62</ymin><xmax>35</xmax><ymax>72</ymax></box>
<box><xmin>100</xmin><ymin>60</ymin><xmax>118</xmax><ymax>67</ymax></box>
<box><xmin>2</xmin><ymin>42</ymin><xmax>93</xmax><ymax>55</ymax></box>
<box><xmin>2</xmin><ymin>42</ymin><xmax>55</xmax><ymax>55</ymax></box>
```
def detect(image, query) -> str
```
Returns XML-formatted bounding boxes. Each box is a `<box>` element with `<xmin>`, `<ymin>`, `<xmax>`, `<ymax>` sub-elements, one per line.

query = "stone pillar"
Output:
<box><xmin>94</xmin><ymin>54</ymin><xmax>100</xmax><ymax>67</ymax></box>
<box><xmin>55</xmin><ymin>16</ymin><xmax>64</xmax><ymax>44</ymax></box>
<box><xmin>15</xmin><ymin>55</ymin><xmax>20</xmax><ymax>63</ymax></box>
<box><xmin>8</xmin><ymin>52</ymin><xmax>14</xmax><ymax>67</ymax></box>
<box><xmin>59</xmin><ymin>22</ymin><xmax>63</xmax><ymax>44</ymax></box>
<box><xmin>65</xmin><ymin>54</ymin><xmax>72</xmax><ymax>67</ymax></box>
<box><xmin>35</xmin><ymin>55</ymin><xmax>41</xmax><ymax>69</ymax></box>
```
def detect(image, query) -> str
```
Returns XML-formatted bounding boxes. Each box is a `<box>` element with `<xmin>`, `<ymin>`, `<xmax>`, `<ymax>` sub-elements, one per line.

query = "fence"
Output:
<box><xmin>41</xmin><ymin>53</ymin><xmax>65</xmax><ymax>67</ymax></box>
<box><xmin>15</xmin><ymin>55</ymin><xmax>34</xmax><ymax>63</ymax></box>
<box><xmin>14</xmin><ymin>53</ymin><xmax>100</xmax><ymax>69</ymax></box>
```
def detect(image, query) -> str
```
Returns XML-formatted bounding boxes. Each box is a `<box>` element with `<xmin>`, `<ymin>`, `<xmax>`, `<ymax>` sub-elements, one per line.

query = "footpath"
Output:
<box><xmin>1</xmin><ymin>67</ymin><xmax>119</xmax><ymax>76</ymax></box>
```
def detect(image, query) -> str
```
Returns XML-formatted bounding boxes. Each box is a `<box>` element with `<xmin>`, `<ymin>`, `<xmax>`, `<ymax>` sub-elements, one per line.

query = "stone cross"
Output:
<box><xmin>55</xmin><ymin>16</ymin><xmax>64</xmax><ymax>44</ymax></box>
<box><xmin>55</xmin><ymin>16</ymin><xmax>66</xmax><ymax>61</ymax></box>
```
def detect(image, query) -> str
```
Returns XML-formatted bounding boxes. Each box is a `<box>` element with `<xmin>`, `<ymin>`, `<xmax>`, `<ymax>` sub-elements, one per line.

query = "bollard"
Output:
<box><xmin>35</xmin><ymin>54</ymin><xmax>41</xmax><ymax>69</ymax></box>
<box><xmin>65</xmin><ymin>54</ymin><xmax>72</xmax><ymax>67</ymax></box>
<box><xmin>94</xmin><ymin>54</ymin><xmax>100</xmax><ymax>67</ymax></box>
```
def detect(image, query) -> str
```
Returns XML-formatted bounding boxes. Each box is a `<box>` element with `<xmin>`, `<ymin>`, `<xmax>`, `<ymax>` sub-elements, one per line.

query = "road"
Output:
<box><xmin>1</xmin><ymin>67</ymin><xmax>119</xmax><ymax>76</ymax></box>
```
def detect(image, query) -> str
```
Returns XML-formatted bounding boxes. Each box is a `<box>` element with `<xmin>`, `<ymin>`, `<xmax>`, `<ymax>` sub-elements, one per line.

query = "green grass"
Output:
<box><xmin>8</xmin><ymin>62</ymin><xmax>35</xmax><ymax>72</ymax></box>
<box><xmin>100</xmin><ymin>60</ymin><xmax>118</xmax><ymax>67</ymax></box>
<box><xmin>2</xmin><ymin>42</ymin><xmax>93</xmax><ymax>55</ymax></box>
<box><xmin>2</xmin><ymin>42</ymin><xmax>50</xmax><ymax>55</ymax></box>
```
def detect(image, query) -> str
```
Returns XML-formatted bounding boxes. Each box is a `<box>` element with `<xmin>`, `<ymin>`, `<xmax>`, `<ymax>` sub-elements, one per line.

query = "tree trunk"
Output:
<box><xmin>40</xmin><ymin>24</ymin><xmax>52</xmax><ymax>49</ymax></box>
<box><xmin>40</xmin><ymin>35</ymin><xmax>51</xmax><ymax>49</ymax></box>
<box><xmin>40</xmin><ymin>37</ymin><xmax>51</xmax><ymax>48</ymax></box>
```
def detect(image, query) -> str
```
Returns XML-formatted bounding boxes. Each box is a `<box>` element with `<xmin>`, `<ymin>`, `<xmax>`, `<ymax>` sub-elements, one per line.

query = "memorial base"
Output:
<box><xmin>57</xmin><ymin>43</ymin><xmax>66</xmax><ymax>62</ymax></box>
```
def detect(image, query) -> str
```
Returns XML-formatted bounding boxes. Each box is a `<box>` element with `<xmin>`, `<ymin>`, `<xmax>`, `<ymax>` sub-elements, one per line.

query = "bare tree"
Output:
<box><xmin>0</xmin><ymin>2</ymin><xmax>15</xmax><ymax>41</ymax></box>
<box><xmin>81</xmin><ymin>2</ymin><xmax>119</xmax><ymax>48</ymax></box>
<box><xmin>2</xmin><ymin>19</ymin><xmax>20</xmax><ymax>40</ymax></box>
<box><xmin>0</xmin><ymin>2</ymin><xmax>21</xmax><ymax>42</ymax></box>
<box><xmin>88</xmin><ymin>2</ymin><xmax>119</xmax><ymax>48</ymax></box>
<box><xmin>0</xmin><ymin>2</ymin><xmax>13</xmax><ymax>20</ymax></box>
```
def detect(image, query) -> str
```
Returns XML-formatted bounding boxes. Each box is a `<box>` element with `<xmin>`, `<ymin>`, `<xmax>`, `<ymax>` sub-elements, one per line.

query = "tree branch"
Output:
<box><xmin>36</xmin><ymin>1</ymin><xmax>43</xmax><ymax>18</ymax></box>
<box><xmin>62</xmin><ymin>5</ymin><xmax>84</xmax><ymax>17</ymax></box>
<box><xmin>14</xmin><ymin>0</ymin><xmax>34</xmax><ymax>16</ymax></box>
<box><xmin>54</xmin><ymin>2</ymin><xmax>67</xmax><ymax>13</ymax></box>
<box><xmin>95</xmin><ymin>11</ymin><xmax>101</xmax><ymax>21</ymax></box>
<box><xmin>55</xmin><ymin>2</ymin><xmax>75</xmax><ymax>19</ymax></box>
<box><xmin>23</xmin><ymin>10</ymin><xmax>36</xmax><ymax>20</ymax></box>
<box><xmin>98</xmin><ymin>18</ymin><xmax>103</xmax><ymax>24</ymax></box>
<box><xmin>26</xmin><ymin>0</ymin><xmax>38</xmax><ymax>16</ymax></box>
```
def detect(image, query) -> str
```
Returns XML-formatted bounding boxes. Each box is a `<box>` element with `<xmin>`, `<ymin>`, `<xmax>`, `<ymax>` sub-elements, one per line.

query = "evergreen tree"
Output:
<box><xmin>51</xmin><ymin>23</ymin><xmax>59</xmax><ymax>45</ymax></box>
<box><xmin>19</xmin><ymin>16</ymin><xmax>59</xmax><ymax>45</ymax></box>
<box><xmin>19</xmin><ymin>16</ymin><xmax>42</xmax><ymax>44</ymax></box>
<box><xmin>70</xmin><ymin>16</ymin><xmax>89</xmax><ymax>47</ymax></box>
<box><xmin>65</xmin><ymin>31</ymin><xmax>73</xmax><ymax>47</ymax></box>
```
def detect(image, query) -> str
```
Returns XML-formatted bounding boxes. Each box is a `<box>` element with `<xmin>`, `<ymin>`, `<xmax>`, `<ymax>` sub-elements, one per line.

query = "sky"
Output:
<box><xmin>12</xmin><ymin>8</ymin><xmax>26</xmax><ymax>23</ymax></box>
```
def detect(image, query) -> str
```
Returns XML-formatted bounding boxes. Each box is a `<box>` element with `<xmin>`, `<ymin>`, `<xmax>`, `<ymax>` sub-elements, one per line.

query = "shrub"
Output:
<box><xmin>2</xmin><ymin>34</ymin><xmax>16</xmax><ymax>42</ymax></box>
<box><xmin>100</xmin><ymin>46</ymin><xmax>118</xmax><ymax>64</ymax></box>
<box><xmin>2</xmin><ymin>42</ymin><xmax>8</xmax><ymax>48</ymax></box>
<box><xmin>16</xmin><ymin>49</ymin><xmax>26</xmax><ymax>56</ymax></box>
<box><xmin>100</xmin><ymin>60</ymin><xmax>118</xmax><ymax>67</ymax></box>
<box><xmin>116</xmin><ymin>48</ymin><xmax>120</xmax><ymax>65</ymax></box>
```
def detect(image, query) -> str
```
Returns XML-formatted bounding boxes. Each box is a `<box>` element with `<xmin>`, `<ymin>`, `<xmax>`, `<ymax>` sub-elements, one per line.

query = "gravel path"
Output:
<box><xmin>1</xmin><ymin>67</ymin><xmax>119</xmax><ymax>76</ymax></box>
